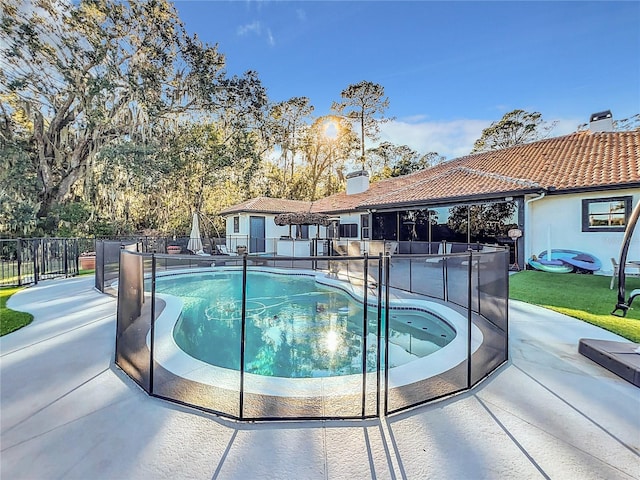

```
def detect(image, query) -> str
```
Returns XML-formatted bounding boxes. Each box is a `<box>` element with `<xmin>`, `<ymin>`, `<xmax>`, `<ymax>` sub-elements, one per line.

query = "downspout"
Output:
<box><xmin>524</xmin><ymin>190</ymin><xmax>546</xmax><ymax>265</ymax></box>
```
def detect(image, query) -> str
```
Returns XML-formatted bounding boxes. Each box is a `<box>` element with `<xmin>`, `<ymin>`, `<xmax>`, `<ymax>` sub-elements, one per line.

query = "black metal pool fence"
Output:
<box><xmin>0</xmin><ymin>238</ymin><xmax>80</xmax><ymax>286</ymax></box>
<box><xmin>114</xmin><ymin>245</ymin><xmax>509</xmax><ymax>421</ymax></box>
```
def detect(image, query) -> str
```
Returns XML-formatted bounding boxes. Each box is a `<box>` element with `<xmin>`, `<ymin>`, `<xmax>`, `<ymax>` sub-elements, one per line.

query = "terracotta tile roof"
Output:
<box><xmin>222</xmin><ymin>131</ymin><xmax>640</xmax><ymax>215</ymax></box>
<box><xmin>360</xmin><ymin>130</ymin><xmax>640</xmax><ymax>208</ymax></box>
<box><xmin>309</xmin><ymin>173</ymin><xmax>424</xmax><ymax>213</ymax></box>
<box><xmin>359</xmin><ymin>167</ymin><xmax>542</xmax><ymax>208</ymax></box>
<box><xmin>219</xmin><ymin>197</ymin><xmax>312</xmax><ymax>215</ymax></box>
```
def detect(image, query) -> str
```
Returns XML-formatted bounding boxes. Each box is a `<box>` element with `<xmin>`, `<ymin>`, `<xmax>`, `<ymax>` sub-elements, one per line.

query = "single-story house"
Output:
<box><xmin>220</xmin><ymin>112</ymin><xmax>640</xmax><ymax>274</ymax></box>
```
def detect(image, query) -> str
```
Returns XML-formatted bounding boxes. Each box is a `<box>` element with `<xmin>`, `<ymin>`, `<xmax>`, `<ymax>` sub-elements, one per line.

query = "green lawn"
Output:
<box><xmin>510</xmin><ymin>270</ymin><xmax>640</xmax><ymax>343</ymax></box>
<box><xmin>1</xmin><ymin>287</ymin><xmax>34</xmax><ymax>336</ymax></box>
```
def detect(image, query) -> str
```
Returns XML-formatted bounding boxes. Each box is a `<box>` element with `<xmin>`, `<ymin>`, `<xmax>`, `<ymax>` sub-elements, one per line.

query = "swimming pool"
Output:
<box><xmin>115</xmin><ymin>248</ymin><xmax>506</xmax><ymax>419</ymax></box>
<box><xmin>147</xmin><ymin>267</ymin><xmax>482</xmax><ymax>397</ymax></box>
<box><xmin>152</xmin><ymin>270</ymin><xmax>455</xmax><ymax>379</ymax></box>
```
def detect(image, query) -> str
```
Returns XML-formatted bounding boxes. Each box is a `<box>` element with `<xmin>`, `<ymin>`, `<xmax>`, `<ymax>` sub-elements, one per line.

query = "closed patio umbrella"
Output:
<box><xmin>187</xmin><ymin>212</ymin><xmax>203</xmax><ymax>253</ymax></box>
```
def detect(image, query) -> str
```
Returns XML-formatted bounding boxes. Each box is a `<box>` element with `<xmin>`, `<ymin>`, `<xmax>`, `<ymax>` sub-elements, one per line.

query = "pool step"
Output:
<box><xmin>578</xmin><ymin>338</ymin><xmax>640</xmax><ymax>387</ymax></box>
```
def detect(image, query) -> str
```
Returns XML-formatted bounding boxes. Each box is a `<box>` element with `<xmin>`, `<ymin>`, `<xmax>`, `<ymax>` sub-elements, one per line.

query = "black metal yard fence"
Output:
<box><xmin>114</xmin><ymin>244</ymin><xmax>509</xmax><ymax>421</ymax></box>
<box><xmin>0</xmin><ymin>238</ymin><xmax>80</xmax><ymax>287</ymax></box>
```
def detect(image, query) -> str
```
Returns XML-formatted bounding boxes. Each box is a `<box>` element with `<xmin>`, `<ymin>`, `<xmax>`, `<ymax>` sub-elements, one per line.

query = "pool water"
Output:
<box><xmin>154</xmin><ymin>271</ymin><xmax>455</xmax><ymax>378</ymax></box>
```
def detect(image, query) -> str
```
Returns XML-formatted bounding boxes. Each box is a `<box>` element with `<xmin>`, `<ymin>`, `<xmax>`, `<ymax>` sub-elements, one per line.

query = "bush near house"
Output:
<box><xmin>510</xmin><ymin>271</ymin><xmax>640</xmax><ymax>343</ymax></box>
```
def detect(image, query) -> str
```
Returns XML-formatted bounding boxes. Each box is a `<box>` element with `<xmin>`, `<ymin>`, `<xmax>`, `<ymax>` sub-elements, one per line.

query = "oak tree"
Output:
<box><xmin>471</xmin><ymin>109</ymin><xmax>557</xmax><ymax>154</ymax></box>
<box><xmin>0</xmin><ymin>0</ymin><xmax>265</xmax><ymax>234</ymax></box>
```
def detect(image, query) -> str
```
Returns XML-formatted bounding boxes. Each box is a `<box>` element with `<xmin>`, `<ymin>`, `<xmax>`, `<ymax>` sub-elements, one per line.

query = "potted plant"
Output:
<box><xmin>79</xmin><ymin>251</ymin><xmax>96</xmax><ymax>270</ymax></box>
<box><xmin>236</xmin><ymin>245</ymin><xmax>247</xmax><ymax>254</ymax></box>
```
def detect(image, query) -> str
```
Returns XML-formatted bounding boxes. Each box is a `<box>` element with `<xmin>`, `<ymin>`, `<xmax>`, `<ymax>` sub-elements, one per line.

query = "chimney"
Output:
<box><xmin>589</xmin><ymin>110</ymin><xmax>613</xmax><ymax>132</ymax></box>
<box><xmin>346</xmin><ymin>170</ymin><xmax>369</xmax><ymax>195</ymax></box>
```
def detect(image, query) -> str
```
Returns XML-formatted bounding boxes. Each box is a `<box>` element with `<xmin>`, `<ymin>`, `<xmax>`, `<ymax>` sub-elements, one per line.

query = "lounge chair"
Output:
<box><xmin>216</xmin><ymin>245</ymin><xmax>239</xmax><ymax>256</ymax></box>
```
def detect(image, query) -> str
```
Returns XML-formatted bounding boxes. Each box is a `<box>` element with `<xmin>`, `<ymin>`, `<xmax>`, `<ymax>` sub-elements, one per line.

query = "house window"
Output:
<box><xmin>582</xmin><ymin>196</ymin><xmax>632</xmax><ymax>232</ymax></box>
<box><xmin>361</xmin><ymin>214</ymin><xmax>370</xmax><ymax>239</ymax></box>
<box><xmin>233</xmin><ymin>216</ymin><xmax>239</xmax><ymax>233</ymax></box>
<box><xmin>339</xmin><ymin>223</ymin><xmax>358</xmax><ymax>238</ymax></box>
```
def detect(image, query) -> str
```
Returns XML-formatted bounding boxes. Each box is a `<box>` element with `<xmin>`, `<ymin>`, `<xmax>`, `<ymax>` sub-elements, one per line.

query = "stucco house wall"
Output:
<box><xmin>526</xmin><ymin>189</ymin><xmax>640</xmax><ymax>274</ymax></box>
<box><xmin>334</xmin><ymin>212</ymin><xmax>365</xmax><ymax>239</ymax></box>
<box><xmin>225</xmin><ymin>213</ymin><xmax>324</xmax><ymax>253</ymax></box>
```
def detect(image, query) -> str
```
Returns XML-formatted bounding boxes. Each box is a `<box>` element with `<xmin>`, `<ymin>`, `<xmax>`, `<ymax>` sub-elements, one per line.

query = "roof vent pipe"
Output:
<box><xmin>589</xmin><ymin>110</ymin><xmax>614</xmax><ymax>132</ymax></box>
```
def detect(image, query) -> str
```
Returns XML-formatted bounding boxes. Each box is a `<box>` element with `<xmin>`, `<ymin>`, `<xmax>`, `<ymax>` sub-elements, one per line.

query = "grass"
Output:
<box><xmin>510</xmin><ymin>270</ymin><xmax>640</xmax><ymax>343</ymax></box>
<box><xmin>1</xmin><ymin>287</ymin><xmax>34</xmax><ymax>336</ymax></box>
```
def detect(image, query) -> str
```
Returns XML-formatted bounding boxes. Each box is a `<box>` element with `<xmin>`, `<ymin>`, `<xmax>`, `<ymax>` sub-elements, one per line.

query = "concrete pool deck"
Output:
<box><xmin>1</xmin><ymin>276</ymin><xmax>639</xmax><ymax>479</ymax></box>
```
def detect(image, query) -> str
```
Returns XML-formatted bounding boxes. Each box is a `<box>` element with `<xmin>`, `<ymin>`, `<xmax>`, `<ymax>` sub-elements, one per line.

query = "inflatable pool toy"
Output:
<box><xmin>528</xmin><ymin>249</ymin><xmax>601</xmax><ymax>273</ymax></box>
<box><xmin>528</xmin><ymin>254</ymin><xmax>574</xmax><ymax>273</ymax></box>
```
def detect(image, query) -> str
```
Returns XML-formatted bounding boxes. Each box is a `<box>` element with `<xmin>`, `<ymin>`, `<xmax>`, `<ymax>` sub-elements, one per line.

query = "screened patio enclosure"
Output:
<box><xmin>369</xmin><ymin>198</ymin><xmax>523</xmax><ymax>265</ymax></box>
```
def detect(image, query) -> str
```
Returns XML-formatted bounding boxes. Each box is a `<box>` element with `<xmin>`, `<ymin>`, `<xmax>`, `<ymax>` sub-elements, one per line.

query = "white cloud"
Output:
<box><xmin>550</xmin><ymin>117</ymin><xmax>583</xmax><ymax>135</ymax></box>
<box><xmin>236</xmin><ymin>20</ymin><xmax>276</xmax><ymax>47</ymax></box>
<box><xmin>378</xmin><ymin>115</ymin><xmax>584</xmax><ymax>160</ymax></box>
<box><xmin>379</xmin><ymin>118</ymin><xmax>489</xmax><ymax>160</ymax></box>
<box><xmin>237</xmin><ymin>21</ymin><xmax>262</xmax><ymax>36</ymax></box>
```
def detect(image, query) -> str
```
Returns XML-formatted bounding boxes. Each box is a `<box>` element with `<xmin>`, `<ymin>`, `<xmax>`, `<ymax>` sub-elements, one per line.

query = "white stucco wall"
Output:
<box><xmin>224</xmin><ymin>214</ymin><xmax>325</xmax><ymax>253</ymax></box>
<box><xmin>337</xmin><ymin>212</ymin><xmax>364</xmax><ymax>238</ymax></box>
<box><xmin>525</xmin><ymin>189</ymin><xmax>640</xmax><ymax>274</ymax></box>
<box><xmin>338</xmin><ymin>213</ymin><xmax>363</xmax><ymax>224</ymax></box>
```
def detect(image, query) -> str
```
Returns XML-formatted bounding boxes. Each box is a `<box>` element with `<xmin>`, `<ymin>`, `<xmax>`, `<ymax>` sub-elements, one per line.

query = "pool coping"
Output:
<box><xmin>148</xmin><ymin>266</ymin><xmax>482</xmax><ymax>397</ymax></box>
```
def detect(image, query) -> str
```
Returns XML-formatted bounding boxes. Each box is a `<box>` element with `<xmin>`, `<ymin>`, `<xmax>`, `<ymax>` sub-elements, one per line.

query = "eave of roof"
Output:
<box><xmin>219</xmin><ymin>197</ymin><xmax>312</xmax><ymax>216</ymax></box>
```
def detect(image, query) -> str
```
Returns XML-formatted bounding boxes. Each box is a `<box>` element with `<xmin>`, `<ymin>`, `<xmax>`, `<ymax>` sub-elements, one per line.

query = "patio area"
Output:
<box><xmin>1</xmin><ymin>275</ymin><xmax>638</xmax><ymax>479</ymax></box>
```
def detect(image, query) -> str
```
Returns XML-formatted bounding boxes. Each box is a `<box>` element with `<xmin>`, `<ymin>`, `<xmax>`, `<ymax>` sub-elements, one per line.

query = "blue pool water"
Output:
<box><xmin>154</xmin><ymin>271</ymin><xmax>455</xmax><ymax>378</ymax></box>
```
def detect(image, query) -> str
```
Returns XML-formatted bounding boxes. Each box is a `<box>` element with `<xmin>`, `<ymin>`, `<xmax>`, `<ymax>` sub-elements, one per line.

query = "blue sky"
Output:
<box><xmin>173</xmin><ymin>1</ymin><xmax>640</xmax><ymax>159</ymax></box>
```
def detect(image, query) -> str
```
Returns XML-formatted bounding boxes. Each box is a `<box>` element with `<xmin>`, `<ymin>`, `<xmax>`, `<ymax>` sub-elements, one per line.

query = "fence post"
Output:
<box><xmin>442</xmin><ymin>256</ymin><xmax>448</xmax><ymax>301</ymax></box>
<box><xmin>376</xmin><ymin>253</ymin><xmax>383</xmax><ymax>417</ymax></box>
<box><xmin>477</xmin><ymin>250</ymin><xmax>481</xmax><ymax>315</ymax></box>
<box><xmin>361</xmin><ymin>254</ymin><xmax>369</xmax><ymax>418</ymax></box>
<box><xmin>239</xmin><ymin>253</ymin><xmax>248</xmax><ymax>419</ymax></box>
<box><xmin>73</xmin><ymin>239</ymin><xmax>79</xmax><ymax>275</ymax></box>
<box><xmin>17</xmin><ymin>239</ymin><xmax>22</xmax><ymax>286</ymax></box>
<box><xmin>409</xmin><ymin>251</ymin><xmax>413</xmax><ymax>292</ymax></box>
<box><xmin>63</xmin><ymin>238</ymin><xmax>68</xmax><ymax>277</ymax></box>
<box><xmin>467</xmin><ymin>249</ymin><xmax>473</xmax><ymax>389</ymax></box>
<box><xmin>149</xmin><ymin>254</ymin><xmax>156</xmax><ymax>394</ymax></box>
<box><xmin>32</xmin><ymin>239</ymin><xmax>38</xmax><ymax>285</ymax></box>
<box><xmin>383</xmin><ymin>254</ymin><xmax>390</xmax><ymax>416</ymax></box>
<box><xmin>41</xmin><ymin>238</ymin><xmax>47</xmax><ymax>278</ymax></box>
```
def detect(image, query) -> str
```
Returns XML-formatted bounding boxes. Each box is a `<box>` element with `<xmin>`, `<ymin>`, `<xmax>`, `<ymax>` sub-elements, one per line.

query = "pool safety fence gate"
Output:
<box><xmin>95</xmin><ymin>240</ymin><xmax>146</xmax><ymax>293</ymax></box>
<box><xmin>0</xmin><ymin>238</ymin><xmax>80</xmax><ymax>287</ymax></box>
<box><xmin>115</xmin><ymin>246</ymin><xmax>509</xmax><ymax>421</ymax></box>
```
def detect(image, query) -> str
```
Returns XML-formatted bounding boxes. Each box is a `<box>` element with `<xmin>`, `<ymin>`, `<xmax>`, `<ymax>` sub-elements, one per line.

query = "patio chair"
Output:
<box><xmin>332</xmin><ymin>241</ymin><xmax>349</xmax><ymax>256</ymax></box>
<box><xmin>216</xmin><ymin>244</ymin><xmax>239</xmax><ymax>256</ymax></box>
<box><xmin>610</xmin><ymin>258</ymin><xmax>640</xmax><ymax>289</ymax></box>
<box><xmin>384</xmin><ymin>241</ymin><xmax>398</xmax><ymax>255</ymax></box>
<box><xmin>425</xmin><ymin>242</ymin><xmax>452</xmax><ymax>264</ymax></box>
